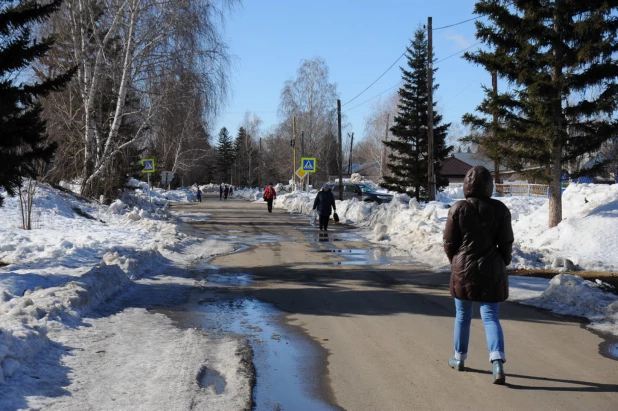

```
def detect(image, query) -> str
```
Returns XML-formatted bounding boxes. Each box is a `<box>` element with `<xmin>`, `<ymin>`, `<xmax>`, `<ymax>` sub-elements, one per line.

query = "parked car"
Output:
<box><xmin>330</xmin><ymin>182</ymin><xmax>393</xmax><ymax>204</ymax></box>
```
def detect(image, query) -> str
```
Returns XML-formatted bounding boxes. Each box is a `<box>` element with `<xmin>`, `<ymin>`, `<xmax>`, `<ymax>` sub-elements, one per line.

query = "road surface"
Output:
<box><xmin>174</xmin><ymin>194</ymin><xmax>618</xmax><ymax>411</ymax></box>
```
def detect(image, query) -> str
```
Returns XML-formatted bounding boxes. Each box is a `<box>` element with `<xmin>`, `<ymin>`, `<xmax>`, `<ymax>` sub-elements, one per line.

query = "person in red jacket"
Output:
<box><xmin>263</xmin><ymin>183</ymin><xmax>276</xmax><ymax>213</ymax></box>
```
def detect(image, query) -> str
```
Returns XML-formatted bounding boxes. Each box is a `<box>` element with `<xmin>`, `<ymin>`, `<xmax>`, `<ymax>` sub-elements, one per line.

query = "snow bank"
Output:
<box><xmin>0</xmin><ymin>182</ymin><xmax>223</xmax><ymax>384</ymax></box>
<box><xmin>510</xmin><ymin>274</ymin><xmax>618</xmax><ymax>335</ymax></box>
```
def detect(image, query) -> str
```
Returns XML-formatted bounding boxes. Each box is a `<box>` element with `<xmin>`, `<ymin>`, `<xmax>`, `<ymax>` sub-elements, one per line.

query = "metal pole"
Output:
<box><xmin>258</xmin><ymin>137</ymin><xmax>262</xmax><ymax>189</ymax></box>
<box><xmin>427</xmin><ymin>16</ymin><xmax>436</xmax><ymax>201</ymax></box>
<box><xmin>301</xmin><ymin>131</ymin><xmax>304</xmax><ymax>191</ymax></box>
<box><xmin>337</xmin><ymin>99</ymin><xmax>343</xmax><ymax>200</ymax></box>
<box><xmin>147</xmin><ymin>173</ymin><xmax>151</xmax><ymax>202</ymax></box>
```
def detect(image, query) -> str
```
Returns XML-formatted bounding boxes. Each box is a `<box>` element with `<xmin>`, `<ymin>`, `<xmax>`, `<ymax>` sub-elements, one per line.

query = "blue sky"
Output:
<box><xmin>216</xmin><ymin>0</ymin><xmax>489</xmax><ymax>141</ymax></box>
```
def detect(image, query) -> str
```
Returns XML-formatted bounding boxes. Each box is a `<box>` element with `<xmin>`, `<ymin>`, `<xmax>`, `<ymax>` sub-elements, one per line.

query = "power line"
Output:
<box><xmin>342</xmin><ymin>48</ymin><xmax>408</xmax><ymax>107</ymax></box>
<box><xmin>433</xmin><ymin>16</ymin><xmax>478</xmax><ymax>31</ymax></box>
<box><xmin>341</xmin><ymin>42</ymin><xmax>482</xmax><ymax>113</ymax></box>
<box><xmin>435</xmin><ymin>42</ymin><xmax>481</xmax><ymax>64</ymax></box>
<box><xmin>343</xmin><ymin>81</ymin><xmax>403</xmax><ymax>114</ymax></box>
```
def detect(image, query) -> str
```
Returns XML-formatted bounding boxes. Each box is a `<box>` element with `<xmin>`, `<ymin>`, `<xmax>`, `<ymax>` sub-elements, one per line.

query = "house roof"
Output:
<box><xmin>452</xmin><ymin>152</ymin><xmax>508</xmax><ymax>172</ymax></box>
<box><xmin>440</xmin><ymin>156</ymin><xmax>473</xmax><ymax>176</ymax></box>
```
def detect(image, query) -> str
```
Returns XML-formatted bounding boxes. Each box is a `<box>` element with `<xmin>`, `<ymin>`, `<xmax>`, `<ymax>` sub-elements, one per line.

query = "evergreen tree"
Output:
<box><xmin>463</xmin><ymin>1</ymin><xmax>618</xmax><ymax>228</ymax></box>
<box><xmin>234</xmin><ymin>126</ymin><xmax>258</xmax><ymax>186</ymax></box>
<box><xmin>215</xmin><ymin>127</ymin><xmax>235</xmax><ymax>183</ymax></box>
<box><xmin>0</xmin><ymin>0</ymin><xmax>74</xmax><ymax>207</ymax></box>
<box><xmin>382</xmin><ymin>27</ymin><xmax>452</xmax><ymax>201</ymax></box>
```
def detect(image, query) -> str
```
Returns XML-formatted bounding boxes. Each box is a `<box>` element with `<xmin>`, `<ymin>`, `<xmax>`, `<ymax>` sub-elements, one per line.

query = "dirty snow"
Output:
<box><xmin>0</xmin><ymin>182</ymin><xmax>248</xmax><ymax>409</ymax></box>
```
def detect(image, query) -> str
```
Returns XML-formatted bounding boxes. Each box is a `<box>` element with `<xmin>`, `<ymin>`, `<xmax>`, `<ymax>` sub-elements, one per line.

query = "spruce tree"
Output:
<box><xmin>215</xmin><ymin>127</ymin><xmax>235</xmax><ymax>183</ymax></box>
<box><xmin>382</xmin><ymin>27</ymin><xmax>452</xmax><ymax>201</ymax></box>
<box><xmin>463</xmin><ymin>1</ymin><xmax>618</xmax><ymax>227</ymax></box>
<box><xmin>0</xmin><ymin>0</ymin><xmax>74</xmax><ymax>207</ymax></box>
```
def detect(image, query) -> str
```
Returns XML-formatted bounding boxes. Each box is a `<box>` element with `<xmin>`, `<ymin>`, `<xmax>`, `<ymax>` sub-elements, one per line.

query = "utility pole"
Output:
<box><xmin>292</xmin><ymin>116</ymin><xmax>297</xmax><ymax>189</ymax></box>
<box><xmin>427</xmin><ymin>16</ymin><xmax>436</xmax><ymax>201</ymax></box>
<box><xmin>258</xmin><ymin>137</ymin><xmax>262</xmax><ymax>189</ymax></box>
<box><xmin>348</xmin><ymin>132</ymin><xmax>354</xmax><ymax>175</ymax></box>
<box><xmin>492</xmin><ymin>71</ymin><xmax>501</xmax><ymax>185</ymax></box>
<box><xmin>382</xmin><ymin>113</ymin><xmax>389</xmax><ymax>178</ymax></box>
<box><xmin>337</xmin><ymin>99</ymin><xmax>343</xmax><ymax>200</ymax></box>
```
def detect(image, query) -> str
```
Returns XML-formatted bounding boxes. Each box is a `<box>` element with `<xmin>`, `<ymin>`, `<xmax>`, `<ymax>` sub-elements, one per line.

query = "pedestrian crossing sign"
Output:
<box><xmin>141</xmin><ymin>158</ymin><xmax>155</xmax><ymax>173</ymax></box>
<box><xmin>301</xmin><ymin>157</ymin><xmax>316</xmax><ymax>172</ymax></box>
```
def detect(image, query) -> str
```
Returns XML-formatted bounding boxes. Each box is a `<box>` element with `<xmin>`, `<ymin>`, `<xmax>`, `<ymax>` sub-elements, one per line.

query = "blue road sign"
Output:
<box><xmin>141</xmin><ymin>158</ymin><xmax>155</xmax><ymax>173</ymax></box>
<box><xmin>301</xmin><ymin>157</ymin><xmax>316</xmax><ymax>172</ymax></box>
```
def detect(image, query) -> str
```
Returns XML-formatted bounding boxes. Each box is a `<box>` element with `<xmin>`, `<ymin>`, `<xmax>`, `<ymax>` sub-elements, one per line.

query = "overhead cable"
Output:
<box><xmin>342</xmin><ymin>48</ymin><xmax>408</xmax><ymax>107</ymax></box>
<box><xmin>433</xmin><ymin>17</ymin><xmax>478</xmax><ymax>31</ymax></box>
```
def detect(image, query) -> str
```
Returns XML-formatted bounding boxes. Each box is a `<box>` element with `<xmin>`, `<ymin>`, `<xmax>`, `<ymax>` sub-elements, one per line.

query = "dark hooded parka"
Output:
<box><xmin>443</xmin><ymin>166</ymin><xmax>514</xmax><ymax>302</ymax></box>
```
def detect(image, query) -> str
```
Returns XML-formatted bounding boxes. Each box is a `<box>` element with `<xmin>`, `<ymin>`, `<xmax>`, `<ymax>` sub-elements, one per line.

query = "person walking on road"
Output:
<box><xmin>223</xmin><ymin>185</ymin><xmax>229</xmax><ymax>200</ymax></box>
<box><xmin>219</xmin><ymin>184</ymin><xmax>223</xmax><ymax>201</ymax></box>
<box><xmin>229</xmin><ymin>186</ymin><xmax>234</xmax><ymax>196</ymax></box>
<box><xmin>313</xmin><ymin>183</ymin><xmax>336</xmax><ymax>231</ymax></box>
<box><xmin>196</xmin><ymin>188</ymin><xmax>202</xmax><ymax>202</ymax></box>
<box><xmin>443</xmin><ymin>166</ymin><xmax>514</xmax><ymax>385</ymax></box>
<box><xmin>263</xmin><ymin>183</ymin><xmax>276</xmax><ymax>213</ymax></box>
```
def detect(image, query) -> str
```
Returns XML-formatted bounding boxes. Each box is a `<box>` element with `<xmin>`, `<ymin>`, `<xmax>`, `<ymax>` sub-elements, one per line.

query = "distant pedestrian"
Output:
<box><xmin>229</xmin><ymin>186</ymin><xmax>234</xmax><ymax>196</ymax></box>
<box><xmin>263</xmin><ymin>183</ymin><xmax>276</xmax><ymax>213</ymax></box>
<box><xmin>219</xmin><ymin>184</ymin><xmax>223</xmax><ymax>201</ymax></box>
<box><xmin>196</xmin><ymin>188</ymin><xmax>202</xmax><ymax>202</ymax></box>
<box><xmin>443</xmin><ymin>166</ymin><xmax>514</xmax><ymax>385</ymax></box>
<box><xmin>312</xmin><ymin>183</ymin><xmax>336</xmax><ymax>231</ymax></box>
<box><xmin>223</xmin><ymin>185</ymin><xmax>229</xmax><ymax>199</ymax></box>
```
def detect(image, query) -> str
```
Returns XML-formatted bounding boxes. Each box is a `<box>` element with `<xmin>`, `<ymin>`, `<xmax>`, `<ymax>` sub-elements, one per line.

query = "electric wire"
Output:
<box><xmin>432</xmin><ymin>16</ymin><xmax>478</xmax><ymax>31</ymax></box>
<box><xmin>343</xmin><ymin>80</ymin><xmax>403</xmax><ymax>114</ymax></box>
<box><xmin>435</xmin><ymin>42</ymin><xmax>481</xmax><ymax>64</ymax></box>
<box><xmin>342</xmin><ymin>42</ymin><xmax>482</xmax><ymax>113</ymax></box>
<box><xmin>341</xmin><ymin>17</ymin><xmax>480</xmax><ymax>110</ymax></box>
<box><xmin>342</xmin><ymin>48</ymin><xmax>408</xmax><ymax>107</ymax></box>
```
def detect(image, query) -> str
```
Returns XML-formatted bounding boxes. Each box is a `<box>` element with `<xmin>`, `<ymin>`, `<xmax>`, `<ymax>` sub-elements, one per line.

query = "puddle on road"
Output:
<box><xmin>609</xmin><ymin>343</ymin><xmax>618</xmax><ymax>359</ymax></box>
<box><xmin>198</xmin><ymin>366</ymin><xmax>227</xmax><ymax>394</ymax></box>
<box><xmin>310</xmin><ymin>246</ymin><xmax>419</xmax><ymax>266</ymax></box>
<box><xmin>154</xmin><ymin>272</ymin><xmax>339</xmax><ymax>411</ymax></box>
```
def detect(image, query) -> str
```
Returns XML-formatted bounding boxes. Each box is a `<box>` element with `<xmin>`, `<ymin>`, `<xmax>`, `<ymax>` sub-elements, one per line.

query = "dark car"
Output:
<box><xmin>330</xmin><ymin>182</ymin><xmax>393</xmax><ymax>204</ymax></box>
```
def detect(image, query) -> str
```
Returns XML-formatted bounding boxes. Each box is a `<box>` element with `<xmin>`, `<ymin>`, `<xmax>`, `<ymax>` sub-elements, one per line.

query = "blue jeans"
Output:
<box><xmin>453</xmin><ymin>298</ymin><xmax>505</xmax><ymax>363</ymax></box>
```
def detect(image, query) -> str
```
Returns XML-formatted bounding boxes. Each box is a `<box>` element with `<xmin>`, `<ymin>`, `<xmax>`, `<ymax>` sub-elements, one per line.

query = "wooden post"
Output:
<box><xmin>337</xmin><ymin>99</ymin><xmax>343</xmax><ymax>200</ymax></box>
<box><xmin>348</xmin><ymin>132</ymin><xmax>354</xmax><ymax>176</ymax></box>
<box><xmin>292</xmin><ymin>117</ymin><xmax>296</xmax><ymax>189</ymax></box>
<box><xmin>492</xmin><ymin>71</ymin><xmax>501</xmax><ymax>184</ymax></box>
<box><xmin>427</xmin><ymin>16</ymin><xmax>436</xmax><ymax>201</ymax></box>
<box><xmin>382</xmin><ymin>114</ymin><xmax>389</xmax><ymax>178</ymax></box>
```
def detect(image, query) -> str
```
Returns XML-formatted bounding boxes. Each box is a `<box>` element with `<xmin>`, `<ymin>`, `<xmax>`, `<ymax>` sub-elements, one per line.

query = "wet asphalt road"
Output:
<box><xmin>174</xmin><ymin>194</ymin><xmax>618</xmax><ymax>411</ymax></box>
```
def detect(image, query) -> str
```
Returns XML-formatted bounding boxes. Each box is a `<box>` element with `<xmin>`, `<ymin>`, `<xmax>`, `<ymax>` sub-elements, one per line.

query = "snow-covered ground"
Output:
<box><xmin>0</xmin><ymin>182</ymin><xmax>251</xmax><ymax>409</ymax></box>
<box><xmin>234</xmin><ymin>182</ymin><xmax>618</xmax><ymax>337</ymax></box>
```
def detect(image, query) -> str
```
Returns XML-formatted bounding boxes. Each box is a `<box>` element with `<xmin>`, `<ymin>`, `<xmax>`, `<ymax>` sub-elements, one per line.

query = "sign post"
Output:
<box><xmin>141</xmin><ymin>158</ymin><xmax>156</xmax><ymax>202</ymax></box>
<box><xmin>161</xmin><ymin>171</ymin><xmax>174</xmax><ymax>190</ymax></box>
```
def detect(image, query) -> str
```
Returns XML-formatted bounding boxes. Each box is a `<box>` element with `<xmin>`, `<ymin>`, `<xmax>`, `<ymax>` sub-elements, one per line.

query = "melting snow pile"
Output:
<box><xmin>0</xmin><ymin>182</ymin><xmax>234</xmax><ymax>389</ymax></box>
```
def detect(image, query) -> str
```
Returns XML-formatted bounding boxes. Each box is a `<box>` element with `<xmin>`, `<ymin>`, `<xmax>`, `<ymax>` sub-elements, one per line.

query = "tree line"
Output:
<box><xmin>2</xmin><ymin>1</ymin><xmax>618</xmax><ymax>230</ymax></box>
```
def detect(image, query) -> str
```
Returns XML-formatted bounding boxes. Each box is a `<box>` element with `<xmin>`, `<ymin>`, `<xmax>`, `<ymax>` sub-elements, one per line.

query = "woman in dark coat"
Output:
<box><xmin>443</xmin><ymin>166</ymin><xmax>514</xmax><ymax>385</ymax></box>
<box><xmin>313</xmin><ymin>183</ymin><xmax>336</xmax><ymax>230</ymax></box>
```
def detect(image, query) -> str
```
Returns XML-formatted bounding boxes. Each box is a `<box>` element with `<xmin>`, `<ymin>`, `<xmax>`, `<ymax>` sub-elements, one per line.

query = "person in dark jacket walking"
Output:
<box><xmin>223</xmin><ymin>185</ymin><xmax>229</xmax><ymax>200</ymax></box>
<box><xmin>196</xmin><ymin>188</ymin><xmax>202</xmax><ymax>202</ymax></box>
<box><xmin>443</xmin><ymin>166</ymin><xmax>514</xmax><ymax>385</ymax></box>
<box><xmin>219</xmin><ymin>184</ymin><xmax>223</xmax><ymax>201</ymax></box>
<box><xmin>313</xmin><ymin>183</ymin><xmax>336</xmax><ymax>230</ymax></box>
<box><xmin>263</xmin><ymin>183</ymin><xmax>276</xmax><ymax>213</ymax></box>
